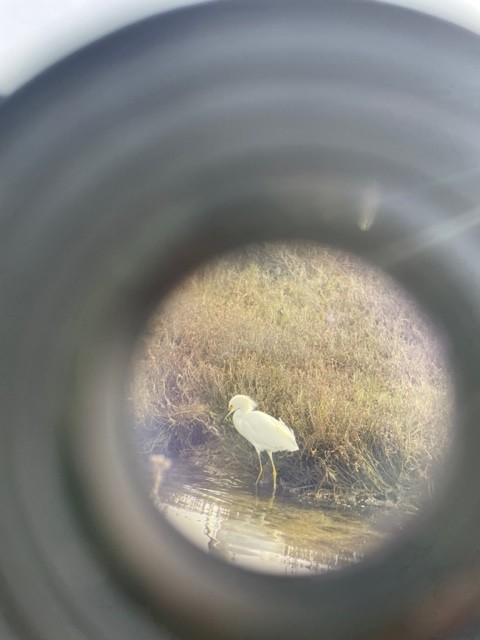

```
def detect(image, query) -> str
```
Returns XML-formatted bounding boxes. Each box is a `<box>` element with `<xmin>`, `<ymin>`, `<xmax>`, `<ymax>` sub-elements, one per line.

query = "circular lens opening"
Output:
<box><xmin>129</xmin><ymin>241</ymin><xmax>454</xmax><ymax>575</ymax></box>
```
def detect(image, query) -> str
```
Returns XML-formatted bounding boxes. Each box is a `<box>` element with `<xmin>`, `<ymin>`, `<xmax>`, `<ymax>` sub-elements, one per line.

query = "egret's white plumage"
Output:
<box><xmin>226</xmin><ymin>394</ymin><xmax>298</xmax><ymax>490</ymax></box>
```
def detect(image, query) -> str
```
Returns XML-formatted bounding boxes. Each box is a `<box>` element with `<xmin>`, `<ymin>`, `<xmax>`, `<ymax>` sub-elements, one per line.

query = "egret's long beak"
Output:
<box><xmin>224</xmin><ymin>405</ymin><xmax>234</xmax><ymax>421</ymax></box>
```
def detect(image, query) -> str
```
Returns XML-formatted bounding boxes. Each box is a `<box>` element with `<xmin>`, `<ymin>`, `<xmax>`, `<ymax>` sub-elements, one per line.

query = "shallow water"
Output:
<box><xmin>154</xmin><ymin>462</ymin><xmax>410</xmax><ymax>575</ymax></box>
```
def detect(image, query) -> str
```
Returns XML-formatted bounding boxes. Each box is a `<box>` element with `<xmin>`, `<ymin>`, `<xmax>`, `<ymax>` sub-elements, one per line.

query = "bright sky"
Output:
<box><xmin>1</xmin><ymin>0</ymin><xmax>480</xmax><ymax>95</ymax></box>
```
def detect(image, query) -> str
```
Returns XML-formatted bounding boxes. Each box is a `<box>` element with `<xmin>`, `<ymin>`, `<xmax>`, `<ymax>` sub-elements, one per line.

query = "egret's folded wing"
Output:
<box><xmin>249</xmin><ymin>411</ymin><xmax>299</xmax><ymax>451</ymax></box>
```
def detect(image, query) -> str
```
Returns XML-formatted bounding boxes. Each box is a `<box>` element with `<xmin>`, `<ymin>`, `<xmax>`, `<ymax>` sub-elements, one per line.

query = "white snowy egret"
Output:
<box><xmin>226</xmin><ymin>394</ymin><xmax>299</xmax><ymax>491</ymax></box>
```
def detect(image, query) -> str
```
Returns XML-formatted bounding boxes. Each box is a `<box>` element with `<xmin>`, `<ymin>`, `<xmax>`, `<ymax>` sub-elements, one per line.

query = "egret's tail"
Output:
<box><xmin>279</xmin><ymin>418</ymin><xmax>299</xmax><ymax>450</ymax></box>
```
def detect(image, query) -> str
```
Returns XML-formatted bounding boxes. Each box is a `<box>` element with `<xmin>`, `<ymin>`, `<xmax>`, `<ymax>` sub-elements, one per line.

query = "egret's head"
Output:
<box><xmin>226</xmin><ymin>394</ymin><xmax>257</xmax><ymax>418</ymax></box>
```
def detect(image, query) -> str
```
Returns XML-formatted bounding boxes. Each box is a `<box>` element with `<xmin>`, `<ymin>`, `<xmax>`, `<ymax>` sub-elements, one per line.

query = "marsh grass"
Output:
<box><xmin>131</xmin><ymin>243</ymin><xmax>453</xmax><ymax>505</ymax></box>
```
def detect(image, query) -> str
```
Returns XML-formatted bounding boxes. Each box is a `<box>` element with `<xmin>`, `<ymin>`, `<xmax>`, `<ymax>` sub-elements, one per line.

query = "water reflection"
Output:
<box><xmin>154</xmin><ymin>462</ymin><xmax>408</xmax><ymax>575</ymax></box>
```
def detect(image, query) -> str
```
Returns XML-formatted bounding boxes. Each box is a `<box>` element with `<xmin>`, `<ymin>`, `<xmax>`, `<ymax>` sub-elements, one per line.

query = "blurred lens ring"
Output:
<box><xmin>2</xmin><ymin>2</ymin><xmax>480</xmax><ymax>639</ymax></box>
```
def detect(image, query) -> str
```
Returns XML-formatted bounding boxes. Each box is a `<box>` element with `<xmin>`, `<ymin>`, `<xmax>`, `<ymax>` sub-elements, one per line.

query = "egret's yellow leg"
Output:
<box><xmin>255</xmin><ymin>450</ymin><xmax>264</xmax><ymax>484</ymax></box>
<box><xmin>267</xmin><ymin>451</ymin><xmax>277</xmax><ymax>492</ymax></box>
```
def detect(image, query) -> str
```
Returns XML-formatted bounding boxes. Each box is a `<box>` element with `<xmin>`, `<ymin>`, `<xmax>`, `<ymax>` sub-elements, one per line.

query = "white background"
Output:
<box><xmin>1</xmin><ymin>0</ymin><xmax>480</xmax><ymax>95</ymax></box>
<box><xmin>0</xmin><ymin>0</ymin><xmax>195</xmax><ymax>94</ymax></box>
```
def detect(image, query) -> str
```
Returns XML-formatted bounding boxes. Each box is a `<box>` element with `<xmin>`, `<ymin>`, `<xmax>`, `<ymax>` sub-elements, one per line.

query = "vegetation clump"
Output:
<box><xmin>131</xmin><ymin>243</ymin><xmax>453</xmax><ymax>507</ymax></box>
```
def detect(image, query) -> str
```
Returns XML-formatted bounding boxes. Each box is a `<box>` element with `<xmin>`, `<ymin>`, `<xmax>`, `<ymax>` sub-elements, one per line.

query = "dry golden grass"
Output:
<box><xmin>130</xmin><ymin>242</ymin><xmax>453</xmax><ymax>504</ymax></box>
